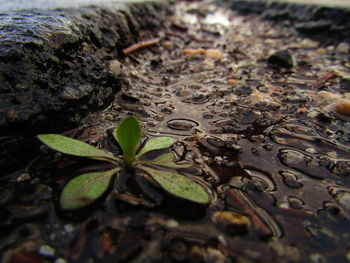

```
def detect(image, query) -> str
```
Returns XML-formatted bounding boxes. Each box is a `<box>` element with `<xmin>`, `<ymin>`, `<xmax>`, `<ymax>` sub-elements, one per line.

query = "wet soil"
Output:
<box><xmin>1</xmin><ymin>1</ymin><xmax>350</xmax><ymax>262</ymax></box>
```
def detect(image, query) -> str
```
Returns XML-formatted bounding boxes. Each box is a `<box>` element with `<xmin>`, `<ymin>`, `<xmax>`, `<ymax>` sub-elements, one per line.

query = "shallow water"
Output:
<box><xmin>1</xmin><ymin>1</ymin><xmax>350</xmax><ymax>262</ymax></box>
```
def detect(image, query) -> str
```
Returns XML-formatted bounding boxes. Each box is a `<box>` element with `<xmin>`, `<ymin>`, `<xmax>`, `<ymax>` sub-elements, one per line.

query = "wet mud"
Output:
<box><xmin>1</xmin><ymin>0</ymin><xmax>350</xmax><ymax>262</ymax></box>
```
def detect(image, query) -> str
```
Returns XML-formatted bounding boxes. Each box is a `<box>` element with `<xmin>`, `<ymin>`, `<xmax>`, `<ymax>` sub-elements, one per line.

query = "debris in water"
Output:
<box><xmin>122</xmin><ymin>38</ymin><xmax>161</xmax><ymax>55</ymax></box>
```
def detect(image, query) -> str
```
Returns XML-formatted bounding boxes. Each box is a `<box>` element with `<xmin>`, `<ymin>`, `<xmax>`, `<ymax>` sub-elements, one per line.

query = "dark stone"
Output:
<box><xmin>340</xmin><ymin>77</ymin><xmax>350</xmax><ymax>92</ymax></box>
<box><xmin>295</xmin><ymin>20</ymin><xmax>331</xmax><ymax>34</ymax></box>
<box><xmin>0</xmin><ymin>1</ymin><xmax>170</xmax><ymax>136</ymax></box>
<box><xmin>233</xmin><ymin>85</ymin><xmax>253</xmax><ymax>95</ymax></box>
<box><xmin>267</xmin><ymin>49</ymin><xmax>294</xmax><ymax>69</ymax></box>
<box><xmin>0</xmin><ymin>0</ymin><xmax>170</xmax><ymax>173</ymax></box>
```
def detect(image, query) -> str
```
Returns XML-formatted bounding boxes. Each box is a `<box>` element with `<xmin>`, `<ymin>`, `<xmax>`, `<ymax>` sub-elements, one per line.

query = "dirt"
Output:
<box><xmin>1</xmin><ymin>0</ymin><xmax>350</xmax><ymax>262</ymax></box>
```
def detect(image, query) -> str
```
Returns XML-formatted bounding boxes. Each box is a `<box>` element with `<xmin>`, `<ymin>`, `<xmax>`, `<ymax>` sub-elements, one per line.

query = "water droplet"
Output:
<box><xmin>207</xmin><ymin>137</ymin><xmax>225</xmax><ymax>148</ymax></box>
<box><xmin>288</xmin><ymin>196</ymin><xmax>304</xmax><ymax>209</ymax></box>
<box><xmin>161</xmin><ymin>107</ymin><xmax>173</xmax><ymax>115</ymax></box>
<box><xmin>202</xmin><ymin>112</ymin><xmax>213</xmax><ymax>119</ymax></box>
<box><xmin>330</xmin><ymin>160</ymin><xmax>350</xmax><ymax>176</ymax></box>
<box><xmin>279</xmin><ymin>149</ymin><xmax>332</xmax><ymax>179</ymax></box>
<box><xmin>279</xmin><ymin>149</ymin><xmax>307</xmax><ymax>167</ymax></box>
<box><xmin>256</xmin><ymin>118</ymin><xmax>272</xmax><ymax>126</ymax></box>
<box><xmin>228</xmin><ymin>169</ymin><xmax>275</xmax><ymax>192</ymax></box>
<box><xmin>280</xmin><ymin>170</ymin><xmax>303</xmax><ymax>189</ymax></box>
<box><xmin>146</xmin><ymin>122</ymin><xmax>155</xmax><ymax>127</ymax></box>
<box><xmin>167</xmin><ymin>119</ymin><xmax>198</xmax><ymax>131</ymax></box>
<box><xmin>263</xmin><ymin>144</ymin><xmax>273</xmax><ymax>151</ymax></box>
<box><xmin>182</xmin><ymin>94</ymin><xmax>209</xmax><ymax>104</ymax></box>
<box><xmin>251</xmin><ymin>148</ymin><xmax>261</xmax><ymax>156</ymax></box>
<box><xmin>233</xmin><ymin>85</ymin><xmax>253</xmax><ymax>95</ymax></box>
<box><xmin>154</xmin><ymin>115</ymin><xmax>164</xmax><ymax>121</ymax></box>
<box><xmin>235</xmin><ymin>108</ymin><xmax>262</xmax><ymax>124</ymax></box>
<box><xmin>175</xmin><ymin>88</ymin><xmax>190</xmax><ymax>97</ymax></box>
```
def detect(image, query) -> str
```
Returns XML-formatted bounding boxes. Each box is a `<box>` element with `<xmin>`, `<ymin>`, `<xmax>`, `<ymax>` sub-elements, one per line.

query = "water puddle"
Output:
<box><xmin>2</xmin><ymin>0</ymin><xmax>350</xmax><ymax>262</ymax></box>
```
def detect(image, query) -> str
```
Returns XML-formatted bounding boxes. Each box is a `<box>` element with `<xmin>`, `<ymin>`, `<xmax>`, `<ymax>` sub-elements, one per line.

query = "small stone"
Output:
<box><xmin>279</xmin><ymin>202</ymin><xmax>289</xmax><ymax>209</ymax></box>
<box><xmin>295</xmin><ymin>21</ymin><xmax>331</xmax><ymax>34</ymax></box>
<box><xmin>316</xmin><ymin>48</ymin><xmax>326</xmax><ymax>54</ymax></box>
<box><xmin>305</xmin><ymin>148</ymin><xmax>317</xmax><ymax>154</ymax></box>
<box><xmin>335</xmin><ymin>192</ymin><xmax>350</xmax><ymax>213</ymax></box>
<box><xmin>55</xmin><ymin>258</ymin><xmax>67</xmax><ymax>263</ymax></box>
<box><xmin>39</xmin><ymin>245</ymin><xmax>55</xmax><ymax>257</ymax></box>
<box><xmin>340</xmin><ymin>77</ymin><xmax>350</xmax><ymax>92</ymax></box>
<box><xmin>336</xmin><ymin>99</ymin><xmax>350</xmax><ymax>117</ymax></box>
<box><xmin>64</xmin><ymin>224</ymin><xmax>75</xmax><ymax>234</ymax></box>
<box><xmin>108</xmin><ymin>60</ymin><xmax>124</xmax><ymax>75</ymax></box>
<box><xmin>346</xmin><ymin>250</ymin><xmax>350</xmax><ymax>262</ymax></box>
<box><xmin>212</xmin><ymin>211</ymin><xmax>250</xmax><ymax>236</ymax></box>
<box><xmin>205</xmin><ymin>49</ymin><xmax>224</xmax><ymax>60</ymax></box>
<box><xmin>165</xmin><ymin>219</ymin><xmax>179</xmax><ymax>228</ymax></box>
<box><xmin>17</xmin><ymin>173</ymin><xmax>30</xmax><ymax>182</ymax></box>
<box><xmin>267</xmin><ymin>49</ymin><xmax>294</xmax><ymax>69</ymax></box>
<box><xmin>327</xmin><ymin>151</ymin><xmax>338</xmax><ymax>158</ymax></box>
<box><xmin>233</xmin><ymin>85</ymin><xmax>253</xmax><ymax>95</ymax></box>
<box><xmin>310</xmin><ymin>253</ymin><xmax>326</xmax><ymax>263</ymax></box>
<box><xmin>227</xmin><ymin>79</ymin><xmax>240</xmax><ymax>85</ymax></box>
<box><xmin>231</xmin><ymin>144</ymin><xmax>242</xmax><ymax>153</ymax></box>
<box><xmin>207</xmin><ymin>247</ymin><xmax>227</xmax><ymax>262</ymax></box>
<box><xmin>336</xmin><ymin>42</ymin><xmax>349</xmax><ymax>54</ymax></box>
<box><xmin>203</xmin><ymin>59</ymin><xmax>215</xmax><ymax>70</ymax></box>
<box><xmin>288</xmin><ymin>197</ymin><xmax>304</xmax><ymax>209</ymax></box>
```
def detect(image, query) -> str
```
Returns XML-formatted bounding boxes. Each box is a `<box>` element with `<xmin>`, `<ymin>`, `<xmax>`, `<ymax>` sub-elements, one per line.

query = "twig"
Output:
<box><xmin>122</xmin><ymin>38</ymin><xmax>161</xmax><ymax>55</ymax></box>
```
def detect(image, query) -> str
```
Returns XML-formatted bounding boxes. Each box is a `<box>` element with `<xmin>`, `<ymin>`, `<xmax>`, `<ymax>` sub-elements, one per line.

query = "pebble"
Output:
<box><xmin>346</xmin><ymin>250</ymin><xmax>350</xmax><ymax>262</ymax></box>
<box><xmin>336</xmin><ymin>100</ymin><xmax>350</xmax><ymax>117</ymax></box>
<box><xmin>39</xmin><ymin>245</ymin><xmax>55</xmax><ymax>257</ymax></box>
<box><xmin>317</xmin><ymin>91</ymin><xmax>350</xmax><ymax>117</ymax></box>
<box><xmin>336</xmin><ymin>42</ymin><xmax>349</xmax><ymax>54</ymax></box>
<box><xmin>340</xmin><ymin>78</ymin><xmax>350</xmax><ymax>92</ymax></box>
<box><xmin>212</xmin><ymin>211</ymin><xmax>250</xmax><ymax>235</ymax></box>
<box><xmin>233</xmin><ymin>85</ymin><xmax>253</xmax><ymax>95</ymax></box>
<box><xmin>17</xmin><ymin>173</ymin><xmax>30</xmax><ymax>182</ymax></box>
<box><xmin>227</xmin><ymin>79</ymin><xmax>240</xmax><ymax>85</ymax></box>
<box><xmin>108</xmin><ymin>60</ymin><xmax>124</xmax><ymax>75</ymax></box>
<box><xmin>205</xmin><ymin>49</ymin><xmax>223</xmax><ymax>60</ymax></box>
<box><xmin>64</xmin><ymin>224</ymin><xmax>75</xmax><ymax>234</ymax></box>
<box><xmin>267</xmin><ymin>49</ymin><xmax>294</xmax><ymax>69</ymax></box>
<box><xmin>55</xmin><ymin>258</ymin><xmax>68</xmax><ymax>263</ymax></box>
<box><xmin>305</xmin><ymin>148</ymin><xmax>317</xmax><ymax>154</ymax></box>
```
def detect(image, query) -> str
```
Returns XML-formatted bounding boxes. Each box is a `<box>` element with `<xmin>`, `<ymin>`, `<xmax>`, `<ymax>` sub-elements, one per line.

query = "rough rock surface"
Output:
<box><xmin>0</xmin><ymin>0</ymin><xmax>170</xmax><ymax>172</ymax></box>
<box><xmin>221</xmin><ymin>0</ymin><xmax>350</xmax><ymax>43</ymax></box>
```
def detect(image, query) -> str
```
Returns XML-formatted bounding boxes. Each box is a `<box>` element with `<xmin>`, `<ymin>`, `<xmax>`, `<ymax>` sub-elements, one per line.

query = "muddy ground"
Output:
<box><xmin>1</xmin><ymin>0</ymin><xmax>350</xmax><ymax>262</ymax></box>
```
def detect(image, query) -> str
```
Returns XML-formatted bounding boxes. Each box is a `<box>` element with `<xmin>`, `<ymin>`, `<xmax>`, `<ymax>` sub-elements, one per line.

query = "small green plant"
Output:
<box><xmin>38</xmin><ymin>116</ymin><xmax>210</xmax><ymax>210</ymax></box>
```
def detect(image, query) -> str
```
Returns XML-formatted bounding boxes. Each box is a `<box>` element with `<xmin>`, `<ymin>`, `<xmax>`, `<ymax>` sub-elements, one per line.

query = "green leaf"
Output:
<box><xmin>60</xmin><ymin>167</ymin><xmax>121</xmax><ymax>210</ymax></box>
<box><xmin>143</xmin><ymin>153</ymin><xmax>192</xmax><ymax>169</ymax></box>
<box><xmin>141</xmin><ymin>166</ymin><xmax>209</xmax><ymax>204</ymax></box>
<box><xmin>136</xmin><ymin>137</ymin><xmax>176</xmax><ymax>159</ymax></box>
<box><xmin>38</xmin><ymin>134</ymin><xmax>116</xmax><ymax>161</ymax></box>
<box><xmin>114</xmin><ymin>116</ymin><xmax>142</xmax><ymax>165</ymax></box>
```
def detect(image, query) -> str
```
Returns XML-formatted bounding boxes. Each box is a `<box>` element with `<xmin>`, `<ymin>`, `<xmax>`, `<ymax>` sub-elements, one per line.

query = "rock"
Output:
<box><xmin>38</xmin><ymin>245</ymin><xmax>55</xmax><ymax>257</ymax></box>
<box><xmin>0</xmin><ymin>0</ymin><xmax>170</xmax><ymax>173</ymax></box>
<box><xmin>233</xmin><ymin>84</ymin><xmax>253</xmax><ymax>95</ymax></box>
<box><xmin>211</xmin><ymin>211</ymin><xmax>250</xmax><ymax>236</ymax></box>
<box><xmin>336</xmin><ymin>42</ymin><xmax>349</xmax><ymax>54</ymax></box>
<box><xmin>267</xmin><ymin>49</ymin><xmax>294</xmax><ymax>69</ymax></box>
<box><xmin>0</xmin><ymin>0</ymin><xmax>170</xmax><ymax>135</ymax></box>
<box><xmin>340</xmin><ymin>77</ymin><xmax>350</xmax><ymax>92</ymax></box>
<box><xmin>295</xmin><ymin>20</ymin><xmax>331</xmax><ymax>34</ymax></box>
<box><xmin>336</xmin><ymin>99</ymin><xmax>350</xmax><ymax>117</ymax></box>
